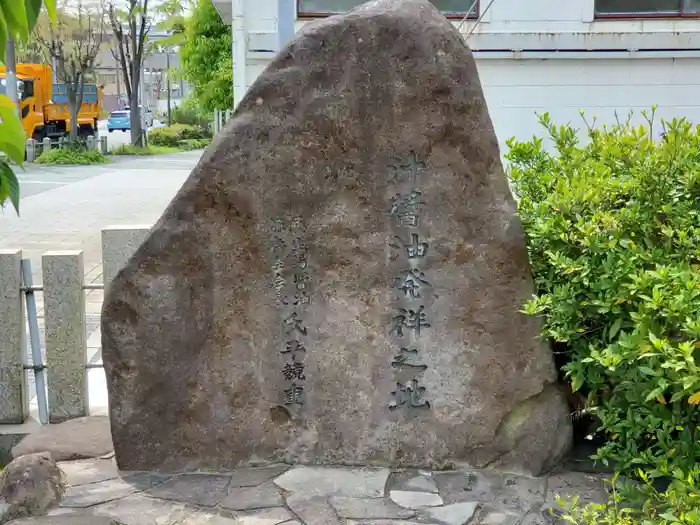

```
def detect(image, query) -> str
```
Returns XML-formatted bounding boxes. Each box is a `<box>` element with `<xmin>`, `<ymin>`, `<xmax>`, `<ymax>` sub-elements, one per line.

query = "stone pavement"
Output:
<box><xmin>46</xmin><ymin>459</ymin><xmax>609</xmax><ymax>525</ymax></box>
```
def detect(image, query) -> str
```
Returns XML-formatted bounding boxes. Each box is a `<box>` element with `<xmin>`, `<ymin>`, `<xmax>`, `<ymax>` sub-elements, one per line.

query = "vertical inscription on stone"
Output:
<box><xmin>386</xmin><ymin>152</ymin><xmax>431</xmax><ymax>412</ymax></box>
<box><xmin>269</xmin><ymin>217</ymin><xmax>310</xmax><ymax>408</ymax></box>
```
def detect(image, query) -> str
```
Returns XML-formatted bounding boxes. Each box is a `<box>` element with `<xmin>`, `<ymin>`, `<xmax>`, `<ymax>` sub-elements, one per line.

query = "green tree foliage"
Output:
<box><xmin>180</xmin><ymin>0</ymin><xmax>232</xmax><ymax>112</ymax></box>
<box><xmin>0</xmin><ymin>0</ymin><xmax>56</xmax><ymax>215</ymax></box>
<box><xmin>508</xmin><ymin>109</ymin><xmax>700</xmax><ymax>475</ymax></box>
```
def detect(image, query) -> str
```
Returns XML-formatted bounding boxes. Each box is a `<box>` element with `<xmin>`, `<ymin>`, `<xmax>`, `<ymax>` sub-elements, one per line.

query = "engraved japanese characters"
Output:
<box><xmin>101</xmin><ymin>0</ymin><xmax>572</xmax><ymax>475</ymax></box>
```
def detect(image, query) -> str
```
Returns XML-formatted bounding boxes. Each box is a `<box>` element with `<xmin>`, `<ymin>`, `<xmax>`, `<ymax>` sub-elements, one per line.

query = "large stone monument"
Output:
<box><xmin>101</xmin><ymin>0</ymin><xmax>571</xmax><ymax>475</ymax></box>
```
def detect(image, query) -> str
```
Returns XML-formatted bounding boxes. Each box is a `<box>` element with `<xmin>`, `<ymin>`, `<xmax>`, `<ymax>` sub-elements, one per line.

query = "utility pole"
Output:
<box><xmin>5</xmin><ymin>35</ymin><xmax>19</xmax><ymax>116</ymax></box>
<box><xmin>166</xmin><ymin>52</ymin><xmax>172</xmax><ymax>124</ymax></box>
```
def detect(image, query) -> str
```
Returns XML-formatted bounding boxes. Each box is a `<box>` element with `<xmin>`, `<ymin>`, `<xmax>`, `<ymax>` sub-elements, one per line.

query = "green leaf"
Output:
<box><xmin>0</xmin><ymin>160</ymin><xmax>19</xmax><ymax>214</ymax></box>
<box><xmin>0</xmin><ymin>9</ymin><xmax>7</xmax><ymax>61</ymax></box>
<box><xmin>0</xmin><ymin>0</ymin><xmax>29</xmax><ymax>40</ymax></box>
<box><xmin>24</xmin><ymin>0</ymin><xmax>42</xmax><ymax>32</ymax></box>
<box><xmin>609</xmin><ymin>317</ymin><xmax>622</xmax><ymax>339</ymax></box>
<box><xmin>43</xmin><ymin>0</ymin><xmax>55</xmax><ymax>23</ymax></box>
<box><xmin>0</xmin><ymin>95</ymin><xmax>25</xmax><ymax>166</ymax></box>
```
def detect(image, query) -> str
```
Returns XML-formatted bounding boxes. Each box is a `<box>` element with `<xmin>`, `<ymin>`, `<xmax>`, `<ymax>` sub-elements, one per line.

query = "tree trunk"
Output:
<box><xmin>68</xmin><ymin>87</ymin><xmax>79</xmax><ymax>143</ymax></box>
<box><xmin>130</xmin><ymin>91</ymin><xmax>142</xmax><ymax>147</ymax></box>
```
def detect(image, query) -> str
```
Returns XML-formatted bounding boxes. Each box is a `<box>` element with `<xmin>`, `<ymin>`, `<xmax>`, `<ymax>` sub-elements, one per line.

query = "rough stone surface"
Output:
<box><xmin>0</xmin><ymin>453</ymin><xmax>66</xmax><ymax>524</ymax></box>
<box><xmin>285</xmin><ymin>495</ymin><xmax>342</xmax><ymax>525</ymax></box>
<box><xmin>58</xmin><ymin>458</ymin><xmax>119</xmax><ymax>487</ymax></box>
<box><xmin>43</xmin><ymin>251</ymin><xmax>87</xmax><ymax>423</ymax></box>
<box><xmin>274</xmin><ymin>467</ymin><xmax>389</xmax><ymax>498</ymax></box>
<box><xmin>145</xmin><ymin>474</ymin><xmax>230</xmax><ymax>507</ymax></box>
<box><xmin>6</xmin><ymin>518</ymin><xmax>124</xmax><ymax>525</ymax></box>
<box><xmin>101</xmin><ymin>0</ymin><xmax>569</xmax><ymax>475</ymax></box>
<box><xmin>424</xmin><ymin>501</ymin><xmax>479</xmax><ymax>525</ymax></box>
<box><xmin>227</xmin><ymin>466</ymin><xmax>289</xmax><ymax>488</ymax></box>
<box><xmin>11</xmin><ymin>417</ymin><xmax>113</xmax><ymax>462</ymax></box>
<box><xmin>389</xmin><ymin>471</ymin><xmax>438</xmax><ymax>493</ymax></box>
<box><xmin>329</xmin><ymin>497</ymin><xmax>415</xmax><ymax>520</ymax></box>
<box><xmin>219</xmin><ymin>481</ymin><xmax>283</xmax><ymax>510</ymax></box>
<box><xmin>26</xmin><ymin>462</ymin><xmax>606</xmax><ymax>525</ymax></box>
<box><xmin>389</xmin><ymin>491</ymin><xmax>443</xmax><ymax>509</ymax></box>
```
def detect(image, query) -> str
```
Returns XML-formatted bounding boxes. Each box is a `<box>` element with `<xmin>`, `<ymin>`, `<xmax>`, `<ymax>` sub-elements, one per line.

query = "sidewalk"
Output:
<box><xmin>0</xmin><ymin>152</ymin><xmax>199</xmax><ymax>416</ymax></box>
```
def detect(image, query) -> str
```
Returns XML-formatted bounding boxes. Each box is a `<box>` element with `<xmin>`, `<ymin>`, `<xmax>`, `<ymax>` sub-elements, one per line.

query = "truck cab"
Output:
<box><xmin>0</xmin><ymin>64</ymin><xmax>103</xmax><ymax>141</ymax></box>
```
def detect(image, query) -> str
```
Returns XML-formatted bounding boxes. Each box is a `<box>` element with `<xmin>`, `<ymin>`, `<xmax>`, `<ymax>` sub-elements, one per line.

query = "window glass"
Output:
<box><xmin>298</xmin><ymin>0</ymin><xmax>477</xmax><ymax>16</ymax></box>
<box><xmin>684</xmin><ymin>0</ymin><xmax>700</xmax><ymax>11</ymax></box>
<box><xmin>595</xmin><ymin>0</ymin><xmax>681</xmax><ymax>12</ymax></box>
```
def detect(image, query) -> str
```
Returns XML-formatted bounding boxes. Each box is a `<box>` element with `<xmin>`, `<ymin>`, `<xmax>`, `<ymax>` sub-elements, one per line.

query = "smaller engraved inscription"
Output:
<box><xmin>391</xmin><ymin>348</ymin><xmax>428</xmax><ymax>371</ymax></box>
<box><xmin>392</xmin><ymin>269</ymin><xmax>431</xmax><ymax>298</ymax></box>
<box><xmin>389</xmin><ymin>379</ymin><xmax>431</xmax><ymax>411</ymax></box>
<box><xmin>283</xmin><ymin>361</ymin><xmax>306</xmax><ymax>381</ymax></box>
<box><xmin>391</xmin><ymin>233</ymin><xmax>428</xmax><ymax>260</ymax></box>
<box><xmin>282</xmin><ymin>339</ymin><xmax>306</xmax><ymax>357</ymax></box>
<box><xmin>390</xmin><ymin>189</ymin><xmax>424</xmax><ymax>227</ymax></box>
<box><xmin>284</xmin><ymin>382</ymin><xmax>305</xmax><ymax>406</ymax></box>
<box><xmin>283</xmin><ymin>312</ymin><xmax>307</xmax><ymax>336</ymax></box>
<box><xmin>391</xmin><ymin>306</ymin><xmax>430</xmax><ymax>337</ymax></box>
<box><xmin>388</xmin><ymin>151</ymin><xmax>426</xmax><ymax>184</ymax></box>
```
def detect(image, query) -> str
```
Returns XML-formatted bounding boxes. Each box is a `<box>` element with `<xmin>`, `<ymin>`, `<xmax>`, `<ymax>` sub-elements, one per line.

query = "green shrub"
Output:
<box><xmin>148</xmin><ymin>124</ymin><xmax>208</xmax><ymax>148</ymax></box>
<box><xmin>507</xmin><ymin>110</ymin><xmax>700</xmax><ymax>475</ymax></box>
<box><xmin>35</xmin><ymin>147</ymin><xmax>109</xmax><ymax>165</ymax></box>
<box><xmin>556</xmin><ymin>468</ymin><xmax>700</xmax><ymax>524</ymax></box>
<box><xmin>177</xmin><ymin>138</ymin><xmax>211</xmax><ymax>151</ymax></box>
<box><xmin>171</xmin><ymin>99</ymin><xmax>212</xmax><ymax>131</ymax></box>
<box><xmin>112</xmin><ymin>144</ymin><xmax>181</xmax><ymax>156</ymax></box>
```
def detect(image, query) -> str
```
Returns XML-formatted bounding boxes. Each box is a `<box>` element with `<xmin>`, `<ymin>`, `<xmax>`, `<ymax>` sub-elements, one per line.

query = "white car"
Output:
<box><xmin>124</xmin><ymin>105</ymin><xmax>154</xmax><ymax>128</ymax></box>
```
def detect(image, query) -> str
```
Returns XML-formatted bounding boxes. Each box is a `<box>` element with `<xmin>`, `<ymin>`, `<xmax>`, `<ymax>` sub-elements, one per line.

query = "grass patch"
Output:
<box><xmin>35</xmin><ymin>148</ymin><xmax>109</xmax><ymax>165</ymax></box>
<box><xmin>112</xmin><ymin>144</ymin><xmax>183</xmax><ymax>156</ymax></box>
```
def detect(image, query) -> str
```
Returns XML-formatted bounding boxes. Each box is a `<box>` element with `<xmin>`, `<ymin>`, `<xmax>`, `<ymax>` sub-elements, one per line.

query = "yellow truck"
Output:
<box><xmin>0</xmin><ymin>63</ymin><xmax>103</xmax><ymax>141</ymax></box>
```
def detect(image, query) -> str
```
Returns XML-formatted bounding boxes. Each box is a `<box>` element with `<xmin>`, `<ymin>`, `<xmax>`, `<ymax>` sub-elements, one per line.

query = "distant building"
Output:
<box><xmin>211</xmin><ymin>0</ymin><xmax>700</xmax><ymax>149</ymax></box>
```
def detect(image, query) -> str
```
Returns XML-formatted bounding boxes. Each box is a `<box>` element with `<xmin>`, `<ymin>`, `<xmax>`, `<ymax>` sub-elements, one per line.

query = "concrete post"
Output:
<box><xmin>100</xmin><ymin>136</ymin><xmax>108</xmax><ymax>154</ymax></box>
<box><xmin>86</xmin><ymin>135</ymin><xmax>96</xmax><ymax>151</ymax></box>
<box><xmin>42</xmin><ymin>251</ymin><xmax>87</xmax><ymax>423</ymax></box>
<box><xmin>0</xmin><ymin>250</ymin><xmax>28</xmax><ymax>424</ymax></box>
<box><xmin>101</xmin><ymin>226</ymin><xmax>151</xmax><ymax>290</ymax></box>
<box><xmin>42</xmin><ymin>137</ymin><xmax>51</xmax><ymax>155</ymax></box>
<box><xmin>25</xmin><ymin>140</ymin><xmax>36</xmax><ymax>163</ymax></box>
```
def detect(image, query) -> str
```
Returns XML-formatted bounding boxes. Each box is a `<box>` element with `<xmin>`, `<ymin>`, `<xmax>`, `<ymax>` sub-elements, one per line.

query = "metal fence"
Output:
<box><xmin>0</xmin><ymin>225</ymin><xmax>151</xmax><ymax>427</ymax></box>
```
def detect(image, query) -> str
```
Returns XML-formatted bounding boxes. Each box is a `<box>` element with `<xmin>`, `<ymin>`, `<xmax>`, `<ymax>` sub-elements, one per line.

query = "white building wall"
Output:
<box><xmin>215</xmin><ymin>0</ymin><xmax>700</xmax><ymax>150</ymax></box>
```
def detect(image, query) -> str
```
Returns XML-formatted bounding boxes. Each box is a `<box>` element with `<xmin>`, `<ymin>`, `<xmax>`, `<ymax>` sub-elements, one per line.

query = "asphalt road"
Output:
<box><xmin>98</xmin><ymin>119</ymin><xmax>166</xmax><ymax>151</ymax></box>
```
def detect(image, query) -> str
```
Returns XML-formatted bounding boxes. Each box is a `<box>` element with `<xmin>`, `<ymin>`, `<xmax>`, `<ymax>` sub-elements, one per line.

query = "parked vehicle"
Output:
<box><xmin>124</xmin><ymin>105</ymin><xmax>154</xmax><ymax>128</ymax></box>
<box><xmin>107</xmin><ymin>110</ymin><xmax>130</xmax><ymax>132</ymax></box>
<box><xmin>0</xmin><ymin>63</ymin><xmax>102</xmax><ymax>140</ymax></box>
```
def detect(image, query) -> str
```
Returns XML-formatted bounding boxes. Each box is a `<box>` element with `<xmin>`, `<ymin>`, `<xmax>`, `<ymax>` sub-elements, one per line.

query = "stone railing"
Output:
<box><xmin>0</xmin><ymin>225</ymin><xmax>151</xmax><ymax>427</ymax></box>
<box><xmin>24</xmin><ymin>135</ymin><xmax>109</xmax><ymax>163</ymax></box>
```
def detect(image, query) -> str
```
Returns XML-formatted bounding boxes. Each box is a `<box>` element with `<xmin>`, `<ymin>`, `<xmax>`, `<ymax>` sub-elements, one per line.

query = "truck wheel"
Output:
<box><xmin>108</xmin><ymin>129</ymin><xmax>113</xmax><ymax>133</ymax></box>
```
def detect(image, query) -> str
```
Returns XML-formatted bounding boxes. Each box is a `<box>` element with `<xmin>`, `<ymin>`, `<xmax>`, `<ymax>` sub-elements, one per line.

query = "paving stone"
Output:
<box><xmin>345</xmin><ymin>521</ymin><xmax>440</xmax><ymax>525</ymax></box>
<box><xmin>433</xmin><ymin>470</ymin><xmax>501</xmax><ymax>504</ymax></box>
<box><xmin>90</xmin><ymin>493</ymin><xmax>192</xmax><ymax>525</ymax></box>
<box><xmin>274</xmin><ymin>467</ymin><xmax>389</xmax><ymax>498</ymax></box>
<box><xmin>544</xmin><ymin>472</ymin><xmax>609</xmax><ymax>509</ymax></box>
<box><xmin>59</xmin><ymin>459</ymin><xmax>119</xmax><ymax>487</ymax></box>
<box><xmin>423</xmin><ymin>501</ymin><xmax>479</xmax><ymax>525</ymax></box>
<box><xmin>228</xmin><ymin>466</ymin><xmax>290</xmax><ymax>488</ymax></box>
<box><xmin>520</xmin><ymin>509</ymin><xmax>554</xmax><ymax>524</ymax></box>
<box><xmin>11</xmin><ymin>416</ymin><xmax>113</xmax><ymax>461</ymax></box>
<box><xmin>219</xmin><ymin>481</ymin><xmax>283</xmax><ymax>511</ymax></box>
<box><xmin>61</xmin><ymin>477</ymin><xmax>141</xmax><ymax>508</ymax></box>
<box><xmin>329</xmin><ymin>497</ymin><xmax>416</xmax><ymax>520</ymax></box>
<box><xmin>389</xmin><ymin>470</ymin><xmax>438</xmax><ymax>493</ymax></box>
<box><xmin>493</xmin><ymin>474</ymin><xmax>547</xmax><ymax>514</ymax></box>
<box><xmin>389</xmin><ymin>491</ymin><xmax>443</xmax><ymax>509</ymax></box>
<box><xmin>4</xmin><ymin>516</ymin><xmax>125</xmax><ymax>525</ymax></box>
<box><xmin>284</xmin><ymin>494</ymin><xmax>342</xmax><ymax>525</ymax></box>
<box><xmin>468</xmin><ymin>505</ymin><xmax>521</xmax><ymax>525</ymax></box>
<box><xmin>145</xmin><ymin>474</ymin><xmax>231</xmax><ymax>507</ymax></box>
<box><xmin>185</xmin><ymin>507</ymin><xmax>294</xmax><ymax>524</ymax></box>
<box><xmin>120</xmin><ymin>472</ymin><xmax>172</xmax><ymax>491</ymax></box>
